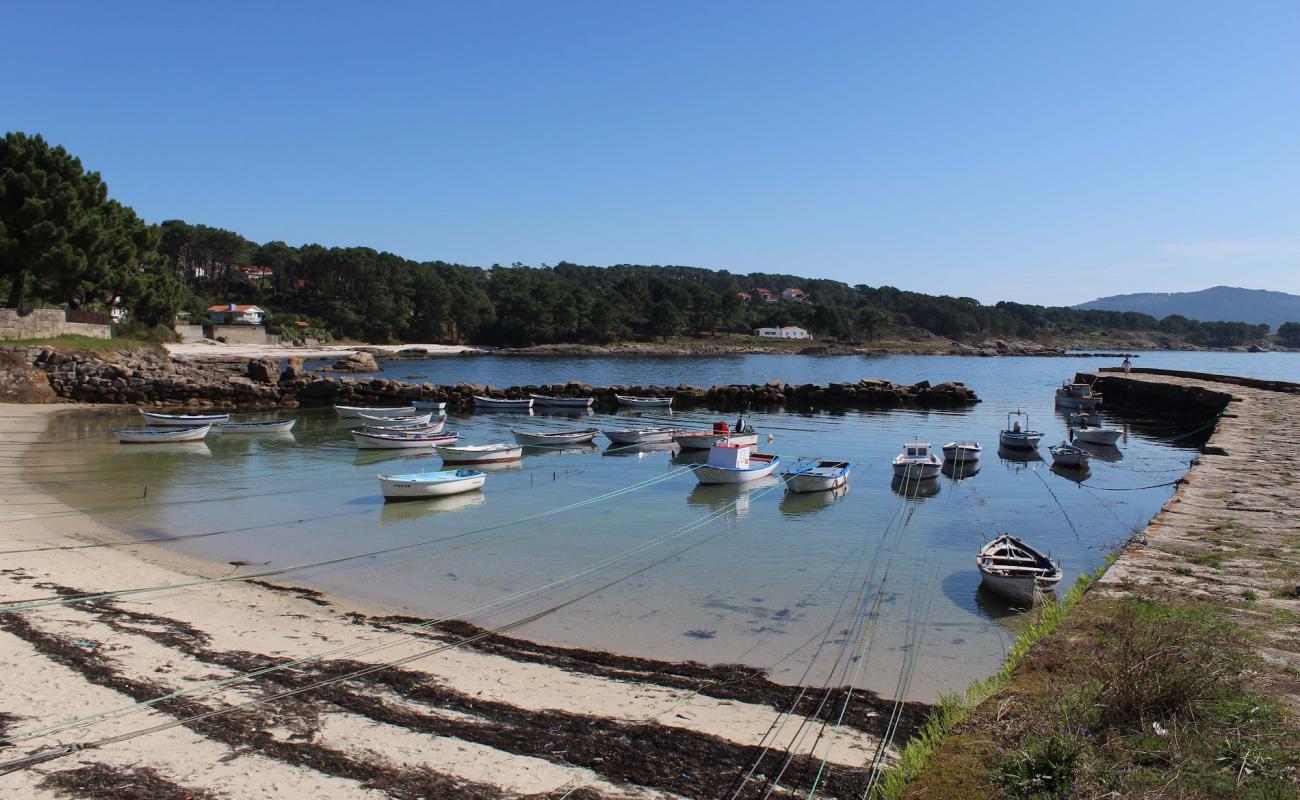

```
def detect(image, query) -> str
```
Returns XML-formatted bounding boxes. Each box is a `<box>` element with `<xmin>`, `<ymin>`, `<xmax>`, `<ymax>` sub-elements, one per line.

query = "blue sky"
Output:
<box><xmin>5</xmin><ymin>1</ymin><xmax>1299</xmax><ymax>305</ymax></box>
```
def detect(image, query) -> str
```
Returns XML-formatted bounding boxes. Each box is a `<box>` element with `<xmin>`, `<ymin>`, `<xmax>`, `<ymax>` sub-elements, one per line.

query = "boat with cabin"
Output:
<box><xmin>999</xmin><ymin>410</ymin><xmax>1043</xmax><ymax>450</ymax></box>
<box><xmin>377</xmin><ymin>469</ymin><xmax>486</xmax><ymax>500</ymax></box>
<box><xmin>692</xmin><ymin>441</ymin><xmax>781</xmax><ymax>485</ymax></box>
<box><xmin>1055</xmin><ymin>380</ymin><xmax>1103</xmax><ymax>410</ymax></box>
<box><xmin>892</xmin><ymin>442</ymin><xmax>942</xmax><ymax>479</ymax></box>
<box><xmin>785</xmin><ymin>460</ymin><xmax>852</xmax><ymax>493</ymax></box>
<box><xmin>977</xmin><ymin>533</ymin><xmax>1062</xmax><ymax>605</ymax></box>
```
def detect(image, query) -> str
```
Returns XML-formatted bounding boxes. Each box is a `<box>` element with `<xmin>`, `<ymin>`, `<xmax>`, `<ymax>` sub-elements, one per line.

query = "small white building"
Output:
<box><xmin>754</xmin><ymin>326</ymin><xmax>812</xmax><ymax>340</ymax></box>
<box><xmin>207</xmin><ymin>304</ymin><xmax>267</xmax><ymax>325</ymax></box>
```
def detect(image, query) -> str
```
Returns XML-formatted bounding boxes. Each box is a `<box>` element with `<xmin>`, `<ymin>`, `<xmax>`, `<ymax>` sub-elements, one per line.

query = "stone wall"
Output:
<box><xmin>0</xmin><ymin>308</ymin><xmax>111</xmax><ymax>340</ymax></box>
<box><xmin>174</xmin><ymin>324</ymin><xmax>206</xmax><ymax>342</ymax></box>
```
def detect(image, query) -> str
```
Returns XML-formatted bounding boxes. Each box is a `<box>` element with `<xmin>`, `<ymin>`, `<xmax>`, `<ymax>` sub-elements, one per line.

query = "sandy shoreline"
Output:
<box><xmin>0</xmin><ymin>403</ymin><xmax>912</xmax><ymax>799</ymax></box>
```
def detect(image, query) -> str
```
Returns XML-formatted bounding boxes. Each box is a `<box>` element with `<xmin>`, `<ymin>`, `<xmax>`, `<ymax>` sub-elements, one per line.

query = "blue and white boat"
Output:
<box><xmin>377</xmin><ymin>469</ymin><xmax>486</xmax><ymax>500</ymax></box>
<box><xmin>692</xmin><ymin>442</ymin><xmax>781</xmax><ymax>485</ymax></box>
<box><xmin>218</xmin><ymin>419</ymin><xmax>297</xmax><ymax>433</ymax></box>
<box><xmin>139</xmin><ymin>409</ymin><xmax>229</xmax><ymax>426</ymax></box>
<box><xmin>114</xmin><ymin>425</ymin><xmax>212</xmax><ymax>443</ymax></box>
<box><xmin>998</xmin><ymin>410</ymin><xmax>1042</xmax><ymax>450</ymax></box>
<box><xmin>784</xmin><ymin>460</ymin><xmax>852</xmax><ymax>493</ymax></box>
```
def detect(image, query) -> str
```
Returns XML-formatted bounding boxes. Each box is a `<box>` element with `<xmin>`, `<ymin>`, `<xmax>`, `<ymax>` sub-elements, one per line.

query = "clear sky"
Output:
<box><xmin>5</xmin><ymin>1</ymin><xmax>1299</xmax><ymax>305</ymax></box>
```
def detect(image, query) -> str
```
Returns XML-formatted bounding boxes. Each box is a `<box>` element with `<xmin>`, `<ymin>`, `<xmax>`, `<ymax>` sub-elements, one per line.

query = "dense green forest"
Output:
<box><xmin>0</xmin><ymin>132</ymin><xmax>1281</xmax><ymax>348</ymax></box>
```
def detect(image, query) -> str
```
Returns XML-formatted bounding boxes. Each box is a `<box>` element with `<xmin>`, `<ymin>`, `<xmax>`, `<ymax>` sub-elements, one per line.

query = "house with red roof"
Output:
<box><xmin>207</xmin><ymin>304</ymin><xmax>267</xmax><ymax>325</ymax></box>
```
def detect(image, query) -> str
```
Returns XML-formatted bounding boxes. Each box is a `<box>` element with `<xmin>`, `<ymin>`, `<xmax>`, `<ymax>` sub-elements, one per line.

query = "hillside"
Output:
<box><xmin>1074</xmin><ymin>286</ymin><xmax>1300</xmax><ymax>331</ymax></box>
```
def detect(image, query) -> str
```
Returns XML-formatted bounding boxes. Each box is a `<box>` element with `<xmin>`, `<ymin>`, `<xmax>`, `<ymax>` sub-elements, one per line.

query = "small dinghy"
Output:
<box><xmin>998</xmin><ymin>410</ymin><xmax>1042</xmax><ymax>450</ymax></box>
<box><xmin>218</xmin><ymin>419</ymin><xmax>297</xmax><ymax>433</ymax></box>
<box><xmin>615</xmin><ymin>394</ymin><xmax>673</xmax><ymax>409</ymax></box>
<box><xmin>1049</xmin><ymin>441</ymin><xmax>1090</xmax><ymax>469</ymax></box>
<box><xmin>692</xmin><ymin>441</ymin><xmax>780</xmax><ymax>485</ymax></box>
<box><xmin>674</xmin><ymin>417</ymin><xmax>760</xmax><ymax>451</ymax></box>
<box><xmin>378</xmin><ymin>469</ymin><xmax>486</xmax><ymax>501</ymax></box>
<box><xmin>357</xmin><ymin>411</ymin><xmax>434</xmax><ymax>426</ymax></box>
<box><xmin>1071</xmin><ymin>425</ymin><xmax>1122</xmax><ymax>446</ymax></box>
<box><xmin>363</xmin><ymin>417</ymin><xmax>446</xmax><ymax>433</ymax></box>
<box><xmin>603</xmin><ymin>426</ymin><xmax>679</xmax><ymax>445</ymax></box>
<box><xmin>892</xmin><ymin>442</ymin><xmax>942</xmax><ymax>479</ymax></box>
<box><xmin>335</xmin><ymin>405</ymin><xmax>418</xmax><ymax>418</ymax></box>
<box><xmin>529</xmin><ymin>394</ymin><xmax>595</xmax><ymax>408</ymax></box>
<box><xmin>785</xmin><ymin>460</ymin><xmax>852</xmax><ymax>493</ymax></box>
<box><xmin>511</xmin><ymin>427</ymin><xmax>600</xmax><ymax>446</ymax></box>
<box><xmin>941</xmin><ymin>441</ymin><xmax>982</xmax><ymax>463</ymax></box>
<box><xmin>114</xmin><ymin>425</ymin><xmax>211</xmax><ymax>444</ymax></box>
<box><xmin>977</xmin><ymin>533</ymin><xmax>1062</xmax><ymax>605</ymax></box>
<box><xmin>436</xmin><ymin>442</ymin><xmax>524</xmax><ymax>464</ymax></box>
<box><xmin>1055</xmin><ymin>380</ymin><xmax>1102</xmax><ymax>410</ymax></box>
<box><xmin>414</xmin><ymin>401</ymin><xmax>448</xmax><ymax>411</ymax></box>
<box><xmin>473</xmin><ymin>396</ymin><xmax>534</xmax><ymax>411</ymax></box>
<box><xmin>352</xmin><ymin>430</ymin><xmax>459</xmax><ymax>450</ymax></box>
<box><xmin>139</xmin><ymin>410</ymin><xmax>230</xmax><ymax>426</ymax></box>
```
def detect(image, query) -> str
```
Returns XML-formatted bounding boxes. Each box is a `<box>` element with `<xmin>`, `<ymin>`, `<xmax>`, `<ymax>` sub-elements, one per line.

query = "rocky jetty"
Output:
<box><xmin>2</xmin><ymin>346</ymin><xmax>979</xmax><ymax>410</ymax></box>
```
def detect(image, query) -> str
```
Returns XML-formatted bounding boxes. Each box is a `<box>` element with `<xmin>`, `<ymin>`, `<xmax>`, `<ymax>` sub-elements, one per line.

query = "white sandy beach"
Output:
<box><xmin>0</xmin><ymin>403</ymin><xmax>888</xmax><ymax>799</ymax></box>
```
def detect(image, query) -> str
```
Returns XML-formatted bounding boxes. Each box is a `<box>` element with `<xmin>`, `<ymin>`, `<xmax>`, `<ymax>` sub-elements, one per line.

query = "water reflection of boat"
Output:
<box><xmin>602</xmin><ymin>441</ymin><xmax>677</xmax><ymax>457</ymax></box>
<box><xmin>941</xmin><ymin>459</ymin><xmax>981</xmax><ymax>480</ymax></box>
<box><xmin>522</xmin><ymin>442</ymin><xmax>598</xmax><ymax>457</ymax></box>
<box><xmin>1050</xmin><ymin>463</ymin><xmax>1091</xmax><ymax>483</ymax></box>
<box><xmin>1072</xmin><ymin>440</ymin><xmax>1123</xmax><ymax>462</ymax></box>
<box><xmin>352</xmin><ymin>450</ymin><xmax>430</xmax><ymax>467</ymax></box>
<box><xmin>997</xmin><ymin>444</ymin><xmax>1043</xmax><ymax>473</ymax></box>
<box><xmin>779</xmin><ymin>484</ymin><xmax>847</xmax><ymax>516</ymax></box>
<box><xmin>534</xmin><ymin>406</ymin><xmax>594</xmax><ymax>418</ymax></box>
<box><xmin>111</xmin><ymin>441</ymin><xmax>212</xmax><ymax>458</ymax></box>
<box><xmin>890</xmin><ymin>474</ymin><xmax>940</xmax><ymax>498</ymax></box>
<box><xmin>474</xmin><ymin>459</ymin><xmax>526</xmax><ymax>473</ymax></box>
<box><xmin>686</xmin><ymin>477</ymin><xmax>779</xmax><ymax>518</ymax></box>
<box><xmin>378</xmin><ymin>490</ymin><xmax>487</xmax><ymax>524</ymax></box>
<box><xmin>670</xmin><ymin>448</ymin><xmax>710</xmax><ymax>465</ymax></box>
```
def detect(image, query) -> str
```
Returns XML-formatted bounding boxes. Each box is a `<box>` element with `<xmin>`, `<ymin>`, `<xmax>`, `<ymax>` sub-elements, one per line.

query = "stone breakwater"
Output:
<box><xmin>3</xmin><ymin>346</ymin><xmax>979</xmax><ymax>409</ymax></box>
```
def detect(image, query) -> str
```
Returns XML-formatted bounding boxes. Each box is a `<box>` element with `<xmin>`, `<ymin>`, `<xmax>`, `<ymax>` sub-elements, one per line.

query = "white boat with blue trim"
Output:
<box><xmin>217</xmin><ymin>419</ymin><xmax>297</xmax><ymax>433</ymax></box>
<box><xmin>334</xmin><ymin>405</ymin><xmax>418</xmax><ymax>418</ymax></box>
<box><xmin>139</xmin><ymin>410</ymin><xmax>229</xmax><ymax>426</ymax></box>
<box><xmin>615</xmin><ymin>394</ymin><xmax>673</xmax><ymax>409</ymax></box>
<box><xmin>378</xmin><ymin>469</ymin><xmax>486</xmax><ymax>500</ymax></box>
<box><xmin>892</xmin><ymin>442</ymin><xmax>942</xmax><ymax>479</ymax></box>
<box><xmin>692</xmin><ymin>442</ymin><xmax>781</xmax><ymax>485</ymax></box>
<box><xmin>352</xmin><ymin>430</ymin><xmax>459</xmax><ymax>450</ymax></box>
<box><xmin>529</xmin><ymin>394</ymin><xmax>595</xmax><ymax>408</ymax></box>
<box><xmin>785</xmin><ymin>460</ymin><xmax>852</xmax><ymax>493</ymax></box>
<box><xmin>999</xmin><ymin>410</ymin><xmax>1042</xmax><ymax>450</ymax></box>
<box><xmin>473</xmin><ymin>396</ymin><xmax>534</xmax><ymax>411</ymax></box>
<box><xmin>114</xmin><ymin>425</ymin><xmax>212</xmax><ymax>444</ymax></box>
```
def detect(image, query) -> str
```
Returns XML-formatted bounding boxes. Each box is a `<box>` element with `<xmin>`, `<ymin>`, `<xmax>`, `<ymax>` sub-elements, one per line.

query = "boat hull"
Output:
<box><xmin>978</xmin><ymin>570</ymin><xmax>1042</xmax><ymax>605</ymax></box>
<box><xmin>352</xmin><ymin>431</ymin><xmax>458</xmax><ymax>450</ymax></box>
<box><xmin>529</xmin><ymin>395</ymin><xmax>595</xmax><ymax>408</ymax></box>
<box><xmin>604</xmin><ymin>428</ymin><xmax>677</xmax><ymax>444</ymax></box>
<box><xmin>473</xmin><ymin>396</ymin><xmax>534</xmax><ymax>410</ymax></box>
<box><xmin>139</xmin><ymin>411</ymin><xmax>230</xmax><ymax>426</ymax></box>
<box><xmin>1051</xmin><ymin>451</ymin><xmax>1089</xmax><ymax>468</ymax></box>
<box><xmin>892</xmin><ymin>460</ymin><xmax>942</xmax><ymax>479</ymax></box>
<box><xmin>787</xmin><ymin>471</ymin><xmax>848</xmax><ymax>493</ymax></box>
<box><xmin>114</xmin><ymin>425</ymin><xmax>211</xmax><ymax>443</ymax></box>
<box><xmin>693</xmin><ymin>455</ymin><xmax>780</xmax><ymax>485</ymax></box>
<box><xmin>378</xmin><ymin>471</ymin><xmax>486</xmax><ymax>500</ymax></box>
<box><xmin>998</xmin><ymin>431</ymin><xmax>1041</xmax><ymax>449</ymax></box>
<box><xmin>615</xmin><ymin>395</ymin><xmax>673</xmax><ymax>408</ymax></box>
<box><xmin>436</xmin><ymin>445</ymin><xmax>524</xmax><ymax>464</ymax></box>
<box><xmin>218</xmin><ymin>419</ymin><xmax>297</xmax><ymax>433</ymax></box>
<box><xmin>335</xmin><ymin>405</ymin><xmax>418</xmax><ymax>418</ymax></box>
<box><xmin>1072</xmin><ymin>428</ymin><xmax>1121</xmax><ymax>446</ymax></box>
<box><xmin>512</xmin><ymin>428</ymin><xmax>600</xmax><ymax>446</ymax></box>
<box><xmin>941</xmin><ymin>444</ymin><xmax>982</xmax><ymax>462</ymax></box>
<box><xmin>358</xmin><ymin>411</ymin><xmax>434</xmax><ymax>426</ymax></box>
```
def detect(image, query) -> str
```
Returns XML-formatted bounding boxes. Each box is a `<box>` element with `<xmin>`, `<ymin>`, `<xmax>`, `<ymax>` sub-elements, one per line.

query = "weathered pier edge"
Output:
<box><xmin>899</xmin><ymin>369</ymin><xmax>1300</xmax><ymax>798</ymax></box>
<box><xmin>3</xmin><ymin>346</ymin><xmax>979</xmax><ymax>410</ymax></box>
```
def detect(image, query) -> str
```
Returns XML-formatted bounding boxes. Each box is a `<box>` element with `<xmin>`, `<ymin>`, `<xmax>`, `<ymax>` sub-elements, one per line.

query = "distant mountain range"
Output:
<box><xmin>1073</xmin><ymin>286</ymin><xmax>1300</xmax><ymax>331</ymax></box>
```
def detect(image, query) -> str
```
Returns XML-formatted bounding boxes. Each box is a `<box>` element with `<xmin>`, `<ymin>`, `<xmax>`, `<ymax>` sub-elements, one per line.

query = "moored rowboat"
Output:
<box><xmin>529</xmin><ymin>394</ymin><xmax>595</xmax><ymax>408</ymax></box>
<box><xmin>473</xmin><ymin>396</ymin><xmax>534</xmax><ymax>411</ymax></box>
<box><xmin>139</xmin><ymin>410</ymin><xmax>229</xmax><ymax>426</ymax></box>
<box><xmin>218</xmin><ymin>419</ymin><xmax>297</xmax><ymax>433</ymax></box>
<box><xmin>357</xmin><ymin>411</ymin><xmax>434</xmax><ymax>426</ymax></box>
<box><xmin>941</xmin><ymin>441</ymin><xmax>982</xmax><ymax>462</ymax></box>
<box><xmin>335</xmin><ymin>405</ymin><xmax>418</xmax><ymax>418</ymax></box>
<box><xmin>363</xmin><ymin>417</ymin><xmax>446</xmax><ymax>434</ymax></box>
<box><xmin>351</xmin><ymin>430</ymin><xmax>459</xmax><ymax>450</ymax></box>
<box><xmin>1049</xmin><ymin>441</ymin><xmax>1090</xmax><ymax>469</ymax></box>
<box><xmin>378</xmin><ymin>469</ymin><xmax>486</xmax><ymax>500</ymax></box>
<box><xmin>977</xmin><ymin>533</ymin><xmax>1062</xmax><ymax>605</ymax></box>
<box><xmin>1071</xmin><ymin>425</ymin><xmax>1122</xmax><ymax>446</ymax></box>
<box><xmin>785</xmin><ymin>460</ymin><xmax>852</xmax><ymax>493</ymax></box>
<box><xmin>615</xmin><ymin>394</ymin><xmax>673</xmax><ymax>408</ymax></box>
<box><xmin>511</xmin><ymin>427</ymin><xmax>600</xmax><ymax>446</ymax></box>
<box><xmin>603</xmin><ymin>426</ymin><xmax>679</xmax><ymax>445</ymax></box>
<box><xmin>436</xmin><ymin>442</ymin><xmax>524</xmax><ymax>464</ymax></box>
<box><xmin>114</xmin><ymin>425</ymin><xmax>211</xmax><ymax>444</ymax></box>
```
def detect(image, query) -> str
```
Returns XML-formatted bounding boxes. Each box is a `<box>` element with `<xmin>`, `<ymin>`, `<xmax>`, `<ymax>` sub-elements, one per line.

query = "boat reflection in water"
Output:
<box><xmin>890</xmin><ymin>474</ymin><xmax>941</xmax><ymax>499</ymax></box>
<box><xmin>521</xmin><ymin>442</ymin><xmax>598</xmax><ymax>458</ymax></box>
<box><xmin>670</xmin><ymin>448</ymin><xmax>710</xmax><ymax>466</ymax></box>
<box><xmin>779</xmin><ymin>484</ymin><xmax>848</xmax><ymax>517</ymax></box>
<box><xmin>111</xmin><ymin>441</ymin><xmax>212</xmax><ymax>459</ymax></box>
<box><xmin>997</xmin><ymin>444</ymin><xmax>1043</xmax><ymax>473</ymax></box>
<box><xmin>378</xmin><ymin>490</ymin><xmax>487</xmax><ymax>525</ymax></box>
<box><xmin>1072</xmin><ymin>440</ymin><xmax>1123</xmax><ymax>463</ymax></box>
<box><xmin>472</xmin><ymin>459</ymin><xmax>525</xmax><ymax>474</ymax></box>
<box><xmin>941</xmin><ymin>459</ymin><xmax>981</xmax><ymax>480</ymax></box>
<box><xmin>1050</xmin><ymin>463</ymin><xmax>1091</xmax><ymax>483</ymax></box>
<box><xmin>352</xmin><ymin>450</ymin><xmax>427</xmax><ymax>468</ymax></box>
<box><xmin>686</xmin><ymin>476</ymin><xmax>780</xmax><ymax>519</ymax></box>
<box><xmin>602</xmin><ymin>441</ymin><xmax>677</xmax><ymax>458</ymax></box>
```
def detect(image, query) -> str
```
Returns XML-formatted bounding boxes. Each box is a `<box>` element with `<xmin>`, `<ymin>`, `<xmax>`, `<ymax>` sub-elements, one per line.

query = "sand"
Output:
<box><xmin>0</xmin><ymin>403</ymin><xmax>899</xmax><ymax>798</ymax></box>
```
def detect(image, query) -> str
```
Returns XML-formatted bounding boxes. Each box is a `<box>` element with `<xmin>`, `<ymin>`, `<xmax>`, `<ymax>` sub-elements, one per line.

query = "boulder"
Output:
<box><xmin>332</xmin><ymin>352</ymin><xmax>380</xmax><ymax>373</ymax></box>
<box><xmin>282</xmin><ymin>357</ymin><xmax>306</xmax><ymax>381</ymax></box>
<box><xmin>247</xmin><ymin>357</ymin><xmax>279</xmax><ymax>384</ymax></box>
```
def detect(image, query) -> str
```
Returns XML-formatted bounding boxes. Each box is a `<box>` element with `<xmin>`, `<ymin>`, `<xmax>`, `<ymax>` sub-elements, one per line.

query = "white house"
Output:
<box><xmin>754</xmin><ymin>326</ymin><xmax>812</xmax><ymax>340</ymax></box>
<box><xmin>207</xmin><ymin>304</ymin><xmax>267</xmax><ymax>325</ymax></box>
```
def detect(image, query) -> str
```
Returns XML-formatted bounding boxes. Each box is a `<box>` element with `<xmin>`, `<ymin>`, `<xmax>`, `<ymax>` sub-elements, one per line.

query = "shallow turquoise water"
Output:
<box><xmin>23</xmin><ymin>352</ymin><xmax>1266</xmax><ymax>701</ymax></box>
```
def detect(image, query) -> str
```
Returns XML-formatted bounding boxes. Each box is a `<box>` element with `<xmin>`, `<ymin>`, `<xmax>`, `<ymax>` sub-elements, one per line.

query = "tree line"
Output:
<box><xmin>0</xmin><ymin>131</ymin><xmax>1287</xmax><ymax>348</ymax></box>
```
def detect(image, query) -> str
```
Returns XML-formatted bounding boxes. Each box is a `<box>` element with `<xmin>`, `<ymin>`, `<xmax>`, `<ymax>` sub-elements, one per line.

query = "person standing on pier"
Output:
<box><xmin>1122</xmin><ymin>354</ymin><xmax>1132</xmax><ymax>374</ymax></box>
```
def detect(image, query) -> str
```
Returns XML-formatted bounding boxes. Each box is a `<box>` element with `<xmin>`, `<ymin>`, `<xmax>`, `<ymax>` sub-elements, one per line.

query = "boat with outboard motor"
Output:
<box><xmin>999</xmin><ymin>410</ymin><xmax>1042</xmax><ymax>450</ymax></box>
<box><xmin>692</xmin><ymin>441</ymin><xmax>780</xmax><ymax>485</ymax></box>
<box><xmin>674</xmin><ymin>416</ymin><xmax>760</xmax><ymax>451</ymax></box>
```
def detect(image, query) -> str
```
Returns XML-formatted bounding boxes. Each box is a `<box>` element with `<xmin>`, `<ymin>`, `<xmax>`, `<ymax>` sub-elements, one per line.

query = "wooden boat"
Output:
<box><xmin>892</xmin><ymin>442</ymin><xmax>942</xmax><ymax>479</ymax></box>
<box><xmin>785</xmin><ymin>460</ymin><xmax>852</xmax><ymax>493</ymax></box>
<box><xmin>436</xmin><ymin>442</ymin><xmax>524</xmax><ymax>464</ymax></box>
<box><xmin>1049</xmin><ymin>441</ymin><xmax>1090</xmax><ymax>469</ymax></box>
<box><xmin>357</xmin><ymin>411</ymin><xmax>434</xmax><ymax>426</ymax></box>
<box><xmin>414</xmin><ymin>401</ymin><xmax>448</xmax><ymax>411</ymax></box>
<box><xmin>529</xmin><ymin>394</ymin><xmax>595</xmax><ymax>408</ymax></box>
<box><xmin>378</xmin><ymin>469</ymin><xmax>486</xmax><ymax>501</ymax></box>
<box><xmin>351</xmin><ymin>430</ymin><xmax>459</xmax><ymax>450</ymax></box>
<box><xmin>1067</xmin><ymin>411</ymin><xmax>1103</xmax><ymax>427</ymax></box>
<box><xmin>139</xmin><ymin>410</ymin><xmax>230</xmax><ymax>426</ymax></box>
<box><xmin>363</xmin><ymin>417</ymin><xmax>445</xmax><ymax>434</ymax></box>
<box><xmin>217</xmin><ymin>419</ymin><xmax>297</xmax><ymax>433</ymax></box>
<box><xmin>511</xmin><ymin>427</ymin><xmax>600</xmax><ymax>446</ymax></box>
<box><xmin>1071</xmin><ymin>425</ymin><xmax>1122</xmax><ymax>446</ymax></box>
<box><xmin>999</xmin><ymin>410</ymin><xmax>1042</xmax><ymax>450</ymax></box>
<box><xmin>473</xmin><ymin>396</ymin><xmax>534</xmax><ymax>411</ymax></box>
<box><xmin>334</xmin><ymin>405</ymin><xmax>418</xmax><ymax>418</ymax></box>
<box><xmin>977</xmin><ymin>533</ymin><xmax>1062</xmax><ymax>604</ymax></box>
<box><xmin>674</xmin><ymin>418</ymin><xmax>760</xmax><ymax>451</ymax></box>
<box><xmin>1054</xmin><ymin>381</ymin><xmax>1102</xmax><ymax>410</ymax></box>
<box><xmin>693</xmin><ymin>441</ymin><xmax>781</xmax><ymax>485</ymax></box>
<box><xmin>603</xmin><ymin>426</ymin><xmax>679</xmax><ymax>445</ymax></box>
<box><xmin>941</xmin><ymin>441</ymin><xmax>982</xmax><ymax>462</ymax></box>
<box><xmin>114</xmin><ymin>425</ymin><xmax>211</xmax><ymax>444</ymax></box>
<box><xmin>615</xmin><ymin>394</ymin><xmax>673</xmax><ymax>409</ymax></box>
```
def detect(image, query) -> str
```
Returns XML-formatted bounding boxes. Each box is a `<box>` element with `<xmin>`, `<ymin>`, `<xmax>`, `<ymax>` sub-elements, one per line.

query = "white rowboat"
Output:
<box><xmin>357</xmin><ymin>411</ymin><xmax>434</xmax><ymax>426</ymax></box>
<box><xmin>511</xmin><ymin>427</ymin><xmax>600</xmax><ymax>446</ymax></box>
<box><xmin>378</xmin><ymin>469</ymin><xmax>486</xmax><ymax>500</ymax></box>
<box><xmin>603</xmin><ymin>427</ymin><xmax>679</xmax><ymax>445</ymax></box>
<box><xmin>1049</xmin><ymin>441</ymin><xmax>1090</xmax><ymax>469</ymax></box>
<box><xmin>615</xmin><ymin>395</ymin><xmax>673</xmax><ymax>409</ymax></box>
<box><xmin>139</xmin><ymin>410</ymin><xmax>229</xmax><ymax>426</ymax></box>
<box><xmin>363</xmin><ymin>417</ymin><xmax>446</xmax><ymax>434</ymax></box>
<box><xmin>436</xmin><ymin>443</ymin><xmax>524</xmax><ymax>464</ymax></box>
<box><xmin>785</xmin><ymin>460</ymin><xmax>852</xmax><ymax>493</ymax></box>
<box><xmin>114</xmin><ymin>425</ymin><xmax>211</xmax><ymax>444</ymax></box>
<box><xmin>529</xmin><ymin>394</ymin><xmax>595</xmax><ymax>408</ymax></box>
<box><xmin>977</xmin><ymin>533</ymin><xmax>1062</xmax><ymax>605</ymax></box>
<box><xmin>941</xmin><ymin>441</ymin><xmax>982</xmax><ymax>462</ymax></box>
<box><xmin>473</xmin><ymin>396</ymin><xmax>534</xmax><ymax>410</ymax></box>
<box><xmin>335</xmin><ymin>405</ymin><xmax>418</xmax><ymax>418</ymax></box>
<box><xmin>218</xmin><ymin>419</ymin><xmax>297</xmax><ymax>433</ymax></box>
<box><xmin>352</xmin><ymin>430</ymin><xmax>459</xmax><ymax>450</ymax></box>
<box><xmin>1071</xmin><ymin>425</ymin><xmax>1122</xmax><ymax>446</ymax></box>
<box><xmin>892</xmin><ymin>442</ymin><xmax>942</xmax><ymax>479</ymax></box>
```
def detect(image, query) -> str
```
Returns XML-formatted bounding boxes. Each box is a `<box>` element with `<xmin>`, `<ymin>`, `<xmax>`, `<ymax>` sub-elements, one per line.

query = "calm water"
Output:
<box><xmin>23</xmin><ymin>352</ymin><xmax>1294</xmax><ymax>702</ymax></box>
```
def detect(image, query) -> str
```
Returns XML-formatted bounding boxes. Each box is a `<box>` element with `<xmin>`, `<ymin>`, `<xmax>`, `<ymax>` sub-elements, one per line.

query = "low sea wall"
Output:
<box><xmin>0</xmin><ymin>308</ymin><xmax>111</xmax><ymax>340</ymax></box>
